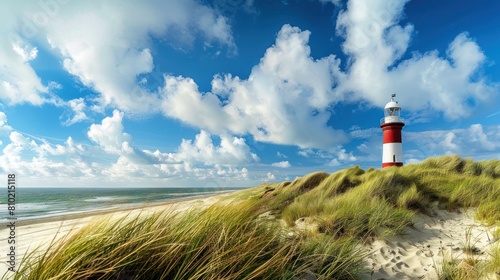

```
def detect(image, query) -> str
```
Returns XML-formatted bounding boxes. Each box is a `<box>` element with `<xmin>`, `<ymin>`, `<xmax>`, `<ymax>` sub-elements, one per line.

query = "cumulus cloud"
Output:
<box><xmin>0</xmin><ymin>0</ymin><xmax>235</xmax><ymax>114</ymax></box>
<box><xmin>0</xmin><ymin>112</ymin><xmax>13</xmax><ymax>133</ymax></box>
<box><xmin>88</xmin><ymin>110</ymin><xmax>132</xmax><ymax>155</ymax></box>
<box><xmin>335</xmin><ymin>0</ymin><xmax>496</xmax><ymax>119</ymax></box>
<box><xmin>0</xmin><ymin>38</ymin><xmax>48</xmax><ymax>105</ymax></box>
<box><xmin>337</xmin><ymin>148</ymin><xmax>357</xmax><ymax>161</ymax></box>
<box><xmin>86</xmin><ymin>111</ymin><xmax>258</xmax><ymax>180</ymax></box>
<box><xmin>161</xmin><ymin>24</ymin><xmax>348</xmax><ymax>149</ymax></box>
<box><xmin>406</xmin><ymin>124</ymin><xmax>499</xmax><ymax>157</ymax></box>
<box><xmin>174</xmin><ymin>130</ymin><xmax>259</xmax><ymax>166</ymax></box>
<box><xmin>46</xmin><ymin>0</ymin><xmax>234</xmax><ymax>113</ymax></box>
<box><xmin>0</xmin><ymin>110</ymin><xmax>257</xmax><ymax>185</ymax></box>
<box><xmin>0</xmin><ymin>129</ymin><xmax>96</xmax><ymax>179</ymax></box>
<box><xmin>62</xmin><ymin>98</ymin><xmax>88</xmax><ymax>126</ymax></box>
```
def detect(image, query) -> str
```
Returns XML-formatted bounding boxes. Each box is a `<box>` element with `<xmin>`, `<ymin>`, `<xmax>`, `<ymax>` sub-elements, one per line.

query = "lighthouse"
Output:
<box><xmin>380</xmin><ymin>94</ymin><xmax>405</xmax><ymax>168</ymax></box>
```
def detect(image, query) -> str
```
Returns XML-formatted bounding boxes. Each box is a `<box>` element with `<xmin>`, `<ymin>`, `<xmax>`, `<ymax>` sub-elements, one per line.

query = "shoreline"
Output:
<box><xmin>11</xmin><ymin>190</ymin><xmax>236</xmax><ymax>227</ymax></box>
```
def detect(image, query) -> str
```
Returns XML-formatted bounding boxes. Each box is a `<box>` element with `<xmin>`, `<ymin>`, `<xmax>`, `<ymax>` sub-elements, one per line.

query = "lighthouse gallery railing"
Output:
<box><xmin>380</xmin><ymin>116</ymin><xmax>405</xmax><ymax>125</ymax></box>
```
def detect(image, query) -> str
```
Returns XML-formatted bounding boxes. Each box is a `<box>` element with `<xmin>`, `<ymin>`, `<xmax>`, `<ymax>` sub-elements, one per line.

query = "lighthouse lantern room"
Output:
<box><xmin>380</xmin><ymin>94</ymin><xmax>405</xmax><ymax>168</ymax></box>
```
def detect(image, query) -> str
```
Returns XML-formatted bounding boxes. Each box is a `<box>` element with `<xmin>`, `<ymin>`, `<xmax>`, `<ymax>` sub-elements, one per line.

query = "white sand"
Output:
<box><xmin>360</xmin><ymin>209</ymin><xmax>499</xmax><ymax>280</ymax></box>
<box><xmin>0</xmin><ymin>193</ymin><xmax>227</xmax><ymax>277</ymax></box>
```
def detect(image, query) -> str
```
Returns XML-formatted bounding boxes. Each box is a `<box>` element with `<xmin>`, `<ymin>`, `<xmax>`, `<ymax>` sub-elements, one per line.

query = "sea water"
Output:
<box><xmin>1</xmin><ymin>187</ymin><xmax>240</xmax><ymax>222</ymax></box>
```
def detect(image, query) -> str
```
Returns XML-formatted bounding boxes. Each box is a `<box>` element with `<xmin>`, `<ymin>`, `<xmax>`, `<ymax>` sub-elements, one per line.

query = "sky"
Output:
<box><xmin>0</xmin><ymin>0</ymin><xmax>499</xmax><ymax>188</ymax></box>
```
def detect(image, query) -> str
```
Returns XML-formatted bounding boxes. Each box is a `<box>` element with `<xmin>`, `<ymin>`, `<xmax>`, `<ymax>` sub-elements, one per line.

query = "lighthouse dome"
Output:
<box><xmin>381</xmin><ymin>94</ymin><xmax>404</xmax><ymax>124</ymax></box>
<box><xmin>384</xmin><ymin>100</ymin><xmax>400</xmax><ymax>110</ymax></box>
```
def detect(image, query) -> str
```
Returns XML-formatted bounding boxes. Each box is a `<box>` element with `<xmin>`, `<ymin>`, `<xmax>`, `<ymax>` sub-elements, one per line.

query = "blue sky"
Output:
<box><xmin>0</xmin><ymin>0</ymin><xmax>499</xmax><ymax>187</ymax></box>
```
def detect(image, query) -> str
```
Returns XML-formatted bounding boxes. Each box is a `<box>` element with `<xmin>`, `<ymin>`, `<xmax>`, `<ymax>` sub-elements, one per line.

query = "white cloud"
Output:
<box><xmin>62</xmin><ymin>98</ymin><xmax>88</xmax><ymax>125</ymax></box>
<box><xmin>327</xmin><ymin>148</ymin><xmax>357</xmax><ymax>166</ymax></box>
<box><xmin>0</xmin><ymin>0</ymin><xmax>235</xmax><ymax>114</ymax></box>
<box><xmin>0</xmin><ymin>112</ymin><xmax>13</xmax><ymax>133</ymax></box>
<box><xmin>276</xmin><ymin>151</ymin><xmax>287</xmax><ymax>158</ymax></box>
<box><xmin>46</xmin><ymin>0</ymin><xmax>234</xmax><ymax>113</ymax></box>
<box><xmin>335</xmin><ymin>0</ymin><xmax>496</xmax><ymax>119</ymax></box>
<box><xmin>440</xmin><ymin>132</ymin><xmax>459</xmax><ymax>152</ymax></box>
<box><xmin>298</xmin><ymin>149</ymin><xmax>314</xmax><ymax>158</ymax></box>
<box><xmin>0</xmin><ymin>110</ymin><xmax>257</xmax><ymax>185</ymax></box>
<box><xmin>328</xmin><ymin>158</ymin><xmax>340</xmax><ymax>166</ymax></box>
<box><xmin>350</xmin><ymin>127</ymin><xmax>380</xmax><ymax>139</ymax></box>
<box><xmin>406</xmin><ymin>124</ymin><xmax>499</xmax><ymax>157</ymax></box>
<box><xmin>338</xmin><ymin>148</ymin><xmax>357</xmax><ymax>161</ymax></box>
<box><xmin>468</xmin><ymin>124</ymin><xmax>495</xmax><ymax>151</ymax></box>
<box><xmin>0</xmin><ymin>129</ymin><xmax>97</xmax><ymax>179</ymax></box>
<box><xmin>0</xmin><ymin>40</ymin><xmax>48</xmax><ymax>105</ymax></box>
<box><xmin>174</xmin><ymin>130</ymin><xmax>259</xmax><ymax>166</ymax></box>
<box><xmin>161</xmin><ymin>24</ymin><xmax>348</xmax><ymax>149</ymax></box>
<box><xmin>85</xmin><ymin>111</ymin><xmax>258</xmax><ymax>181</ymax></box>
<box><xmin>12</xmin><ymin>43</ymin><xmax>38</xmax><ymax>62</ymax></box>
<box><xmin>271</xmin><ymin>161</ymin><xmax>291</xmax><ymax>168</ymax></box>
<box><xmin>88</xmin><ymin>110</ymin><xmax>132</xmax><ymax>155</ymax></box>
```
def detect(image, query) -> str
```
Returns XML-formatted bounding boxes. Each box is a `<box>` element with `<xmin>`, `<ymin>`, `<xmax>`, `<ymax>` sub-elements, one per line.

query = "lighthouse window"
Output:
<box><xmin>393</xmin><ymin>155</ymin><xmax>396</xmax><ymax>162</ymax></box>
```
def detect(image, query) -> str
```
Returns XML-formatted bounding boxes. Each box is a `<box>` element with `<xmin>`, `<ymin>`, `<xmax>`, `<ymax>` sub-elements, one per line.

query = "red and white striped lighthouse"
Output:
<box><xmin>380</xmin><ymin>94</ymin><xmax>405</xmax><ymax>168</ymax></box>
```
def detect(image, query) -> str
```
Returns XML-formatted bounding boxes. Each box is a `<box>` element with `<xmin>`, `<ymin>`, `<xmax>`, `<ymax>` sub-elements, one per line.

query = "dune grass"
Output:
<box><xmin>13</xmin><ymin>155</ymin><xmax>500</xmax><ymax>279</ymax></box>
<box><xmin>14</xmin><ymin>201</ymin><xmax>364</xmax><ymax>279</ymax></box>
<box><xmin>259</xmin><ymin>155</ymin><xmax>500</xmax><ymax>231</ymax></box>
<box><xmin>490</xmin><ymin>243</ymin><xmax>500</xmax><ymax>277</ymax></box>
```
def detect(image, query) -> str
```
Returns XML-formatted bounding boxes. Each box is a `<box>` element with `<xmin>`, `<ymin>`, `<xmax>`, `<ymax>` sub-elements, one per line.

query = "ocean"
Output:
<box><xmin>2</xmin><ymin>187</ymin><xmax>241</xmax><ymax>222</ymax></box>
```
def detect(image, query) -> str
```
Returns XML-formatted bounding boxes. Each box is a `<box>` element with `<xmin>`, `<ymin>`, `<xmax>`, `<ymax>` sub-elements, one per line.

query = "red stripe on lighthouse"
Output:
<box><xmin>382</xmin><ymin>162</ymin><xmax>403</xmax><ymax>168</ymax></box>
<box><xmin>381</xmin><ymin>124</ymin><xmax>403</xmax><ymax>143</ymax></box>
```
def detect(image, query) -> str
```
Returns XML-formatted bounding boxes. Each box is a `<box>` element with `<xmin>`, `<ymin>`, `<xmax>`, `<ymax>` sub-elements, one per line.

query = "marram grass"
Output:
<box><xmin>12</xmin><ymin>155</ymin><xmax>500</xmax><ymax>279</ymax></box>
<box><xmin>13</xmin><ymin>201</ymin><xmax>363</xmax><ymax>279</ymax></box>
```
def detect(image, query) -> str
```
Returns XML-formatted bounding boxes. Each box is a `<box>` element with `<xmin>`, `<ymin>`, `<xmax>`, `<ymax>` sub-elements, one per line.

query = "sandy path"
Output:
<box><xmin>360</xmin><ymin>209</ymin><xmax>498</xmax><ymax>279</ymax></box>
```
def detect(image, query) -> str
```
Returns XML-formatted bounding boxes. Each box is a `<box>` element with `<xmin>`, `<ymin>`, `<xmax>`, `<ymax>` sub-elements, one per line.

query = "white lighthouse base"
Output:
<box><xmin>382</xmin><ymin>143</ymin><xmax>403</xmax><ymax>167</ymax></box>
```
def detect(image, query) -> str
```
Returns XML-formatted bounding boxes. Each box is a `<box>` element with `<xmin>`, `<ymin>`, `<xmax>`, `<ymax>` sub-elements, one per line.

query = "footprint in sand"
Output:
<box><xmin>395</xmin><ymin>261</ymin><xmax>410</xmax><ymax>270</ymax></box>
<box><xmin>395</xmin><ymin>242</ymin><xmax>408</xmax><ymax>250</ymax></box>
<box><xmin>397</xmin><ymin>248</ymin><xmax>409</xmax><ymax>256</ymax></box>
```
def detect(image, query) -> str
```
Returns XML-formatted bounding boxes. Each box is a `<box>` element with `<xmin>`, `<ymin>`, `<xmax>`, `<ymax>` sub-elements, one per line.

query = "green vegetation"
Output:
<box><xmin>489</xmin><ymin>243</ymin><xmax>500</xmax><ymax>277</ymax></box>
<box><xmin>12</xmin><ymin>155</ymin><xmax>500</xmax><ymax>279</ymax></box>
<box><xmin>13</xmin><ymin>201</ymin><xmax>364</xmax><ymax>280</ymax></box>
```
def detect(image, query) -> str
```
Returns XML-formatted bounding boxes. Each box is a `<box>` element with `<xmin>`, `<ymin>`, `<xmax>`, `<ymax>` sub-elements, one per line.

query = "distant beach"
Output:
<box><xmin>1</xmin><ymin>187</ymin><xmax>240</xmax><ymax>223</ymax></box>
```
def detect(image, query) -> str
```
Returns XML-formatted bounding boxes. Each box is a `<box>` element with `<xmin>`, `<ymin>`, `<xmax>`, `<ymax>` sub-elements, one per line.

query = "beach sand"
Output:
<box><xmin>360</xmin><ymin>208</ymin><xmax>498</xmax><ymax>280</ymax></box>
<box><xmin>0</xmin><ymin>192</ymin><xmax>229</xmax><ymax>277</ymax></box>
